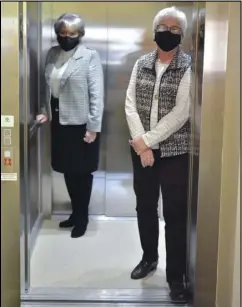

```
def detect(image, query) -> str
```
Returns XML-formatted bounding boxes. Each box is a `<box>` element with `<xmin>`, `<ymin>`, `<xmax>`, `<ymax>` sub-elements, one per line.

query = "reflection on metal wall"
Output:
<box><xmin>193</xmin><ymin>2</ymin><xmax>232</xmax><ymax>306</ymax></box>
<box><xmin>212</xmin><ymin>3</ymin><xmax>240</xmax><ymax>307</ymax></box>
<box><xmin>26</xmin><ymin>2</ymin><xmax>42</xmax><ymax>234</ymax></box>
<box><xmin>19</xmin><ymin>1</ymin><xmax>27</xmax><ymax>294</ymax></box>
<box><xmin>19</xmin><ymin>1</ymin><xmax>53</xmax><ymax>294</ymax></box>
<box><xmin>39</xmin><ymin>3</ymin><xmax>53</xmax><ymax>218</ymax></box>
<box><xmin>186</xmin><ymin>2</ymin><xmax>205</xmax><ymax>299</ymax></box>
<box><xmin>19</xmin><ymin>1</ymin><xmax>42</xmax><ymax>292</ymax></box>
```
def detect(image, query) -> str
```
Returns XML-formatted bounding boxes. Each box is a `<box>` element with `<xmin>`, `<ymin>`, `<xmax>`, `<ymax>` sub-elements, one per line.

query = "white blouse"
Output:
<box><xmin>49</xmin><ymin>49</ymin><xmax>75</xmax><ymax>98</ymax></box>
<box><xmin>125</xmin><ymin>59</ymin><xmax>192</xmax><ymax>150</ymax></box>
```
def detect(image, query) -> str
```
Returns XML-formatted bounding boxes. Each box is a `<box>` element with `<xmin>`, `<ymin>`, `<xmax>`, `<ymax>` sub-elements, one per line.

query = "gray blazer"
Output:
<box><xmin>41</xmin><ymin>44</ymin><xmax>104</xmax><ymax>132</ymax></box>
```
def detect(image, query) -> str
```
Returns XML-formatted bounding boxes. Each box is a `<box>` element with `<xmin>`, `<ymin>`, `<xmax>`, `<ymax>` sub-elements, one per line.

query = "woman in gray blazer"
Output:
<box><xmin>37</xmin><ymin>13</ymin><xmax>104</xmax><ymax>238</ymax></box>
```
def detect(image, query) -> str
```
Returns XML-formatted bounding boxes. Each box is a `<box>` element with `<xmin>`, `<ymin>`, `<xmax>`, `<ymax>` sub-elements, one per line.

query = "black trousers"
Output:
<box><xmin>64</xmin><ymin>172</ymin><xmax>93</xmax><ymax>225</ymax></box>
<box><xmin>131</xmin><ymin>149</ymin><xmax>189</xmax><ymax>284</ymax></box>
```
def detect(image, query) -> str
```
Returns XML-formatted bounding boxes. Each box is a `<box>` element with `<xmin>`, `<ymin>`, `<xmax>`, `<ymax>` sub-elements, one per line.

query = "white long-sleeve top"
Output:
<box><xmin>125</xmin><ymin>59</ymin><xmax>192</xmax><ymax>150</ymax></box>
<box><xmin>49</xmin><ymin>49</ymin><xmax>75</xmax><ymax>98</ymax></box>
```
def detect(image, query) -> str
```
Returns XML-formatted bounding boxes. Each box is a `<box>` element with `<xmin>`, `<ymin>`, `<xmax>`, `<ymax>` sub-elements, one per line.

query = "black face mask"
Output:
<box><xmin>154</xmin><ymin>31</ymin><xmax>181</xmax><ymax>52</ymax></box>
<box><xmin>57</xmin><ymin>35</ymin><xmax>79</xmax><ymax>51</ymax></box>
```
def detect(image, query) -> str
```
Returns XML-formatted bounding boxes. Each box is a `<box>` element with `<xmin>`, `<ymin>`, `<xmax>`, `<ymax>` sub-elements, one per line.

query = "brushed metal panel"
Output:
<box><xmin>29</xmin><ymin>136</ymin><xmax>40</xmax><ymax>231</ymax></box>
<box><xmin>193</xmin><ymin>2</ymin><xmax>230</xmax><ymax>306</ymax></box>
<box><xmin>1</xmin><ymin>2</ymin><xmax>21</xmax><ymax>307</ymax></box>
<box><xmin>39</xmin><ymin>2</ymin><xmax>53</xmax><ymax>218</ymax></box>
<box><xmin>21</xmin><ymin>287</ymin><xmax>179</xmax><ymax>303</ymax></box>
<box><xmin>19</xmin><ymin>1</ymin><xmax>27</xmax><ymax>294</ymax></box>
<box><xmin>19</xmin><ymin>1</ymin><xmax>43</xmax><ymax>293</ymax></box>
<box><xmin>26</xmin><ymin>2</ymin><xmax>42</xmax><ymax>233</ymax></box>
<box><xmin>20</xmin><ymin>0</ymin><xmax>31</xmax><ymax>293</ymax></box>
<box><xmin>22</xmin><ymin>303</ymin><xmax>188</xmax><ymax>307</ymax></box>
<box><xmin>216</xmin><ymin>3</ymin><xmax>240</xmax><ymax>307</ymax></box>
<box><xmin>186</xmin><ymin>2</ymin><xmax>205</xmax><ymax>299</ymax></box>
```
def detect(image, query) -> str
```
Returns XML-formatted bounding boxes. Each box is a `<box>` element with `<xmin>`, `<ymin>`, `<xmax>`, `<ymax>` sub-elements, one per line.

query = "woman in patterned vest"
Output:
<box><xmin>125</xmin><ymin>6</ymin><xmax>191</xmax><ymax>302</ymax></box>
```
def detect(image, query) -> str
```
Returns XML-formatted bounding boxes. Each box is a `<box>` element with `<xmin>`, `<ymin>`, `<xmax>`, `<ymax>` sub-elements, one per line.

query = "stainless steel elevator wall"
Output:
<box><xmin>1</xmin><ymin>3</ymin><xmax>21</xmax><ymax>305</ymax></box>
<box><xmin>186</xmin><ymin>3</ymin><xmax>205</xmax><ymax>296</ymax></box>
<box><xmin>19</xmin><ymin>2</ymin><xmax>53</xmax><ymax>291</ymax></box>
<box><xmin>49</xmin><ymin>2</ymin><xmax>194</xmax><ymax>217</ymax></box>
<box><xmin>39</xmin><ymin>4</ymin><xmax>53</xmax><ymax>218</ymax></box>
<box><xmin>20</xmin><ymin>2</ymin><xmax>42</xmax><ymax>290</ymax></box>
<box><xmin>25</xmin><ymin>2</ymin><xmax>41</xmax><ymax>234</ymax></box>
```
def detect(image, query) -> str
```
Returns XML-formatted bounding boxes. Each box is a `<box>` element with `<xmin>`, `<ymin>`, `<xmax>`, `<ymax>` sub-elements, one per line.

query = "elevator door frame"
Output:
<box><xmin>19</xmin><ymin>0</ymin><xmax>44</xmax><ymax>293</ymax></box>
<box><xmin>22</xmin><ymin>1</ymin><xmax>194</xmax><ymax>304</ymax></box>
<box><xmin>20</xmin><ymin>1</ymin><xmax>233</xmax><ymax>306</ymax></box>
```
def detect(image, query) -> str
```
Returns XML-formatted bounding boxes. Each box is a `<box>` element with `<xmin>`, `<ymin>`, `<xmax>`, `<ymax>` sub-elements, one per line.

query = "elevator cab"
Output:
<box><xmin>1</xmin><ymin>2</ymin><xmax>240</xmax><ymax>307</ymax></box>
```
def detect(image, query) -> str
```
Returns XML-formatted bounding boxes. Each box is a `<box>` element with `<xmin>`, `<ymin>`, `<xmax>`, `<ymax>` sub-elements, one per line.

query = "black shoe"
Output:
<box><xmin>169</xmin><ymin>282</ymin><xmax>187</xmax><ymax>303</ymax></box>
<box><xmin>59</xmin><ymin>218</ymin><xmax>74</xmax><ymax>228</ymax></box>
<box><xmin>71</xmin><ymin>223</ymin><xmax>88</xmax><ymax>238</ymax></box>
<box><xmin>131</xmin><ymin>260</ymin><xmax>158</xmax><ymax>280</ymax></box>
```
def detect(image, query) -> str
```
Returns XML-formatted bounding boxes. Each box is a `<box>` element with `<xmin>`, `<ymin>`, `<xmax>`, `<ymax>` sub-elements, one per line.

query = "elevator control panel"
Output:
<box><xmin>1</xmin><ymin>115</ymin><xmax>17</xmax><ymax>181</ymax></box>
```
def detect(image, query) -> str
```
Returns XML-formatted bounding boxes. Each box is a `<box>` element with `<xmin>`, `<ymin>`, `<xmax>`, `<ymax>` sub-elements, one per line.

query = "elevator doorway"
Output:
<box><xmin>1</xmin><ymin>1</ymin><xmax>238</xmax><ymax>306</ymax></box>
<box><xmin>20</xmin><ymin>1</ymin><xmax>202</xmax><ymax>305</ymax></box>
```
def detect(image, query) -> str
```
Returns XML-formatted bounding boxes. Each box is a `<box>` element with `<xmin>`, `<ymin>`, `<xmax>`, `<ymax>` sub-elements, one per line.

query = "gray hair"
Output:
<box><xmin>153</xmin><ymin>6</ymin><xmax>187</xmax><ymax>35</ymax></box>
<box><xmin>54</xmin><ymin>13</ymin><xmax>85</xmax><ymax>37</ymax></box>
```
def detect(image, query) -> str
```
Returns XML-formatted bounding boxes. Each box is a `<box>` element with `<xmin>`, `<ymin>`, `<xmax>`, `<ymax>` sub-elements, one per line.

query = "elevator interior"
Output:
<box><xmin>2</xmin><ymin>1</ymin><xmax>240</xmax><ymax>307</ymax></box>
<box><xmin>17</xmin><ymin>0</ymin><xmax>204</xmax><ymax>304</ymax></box>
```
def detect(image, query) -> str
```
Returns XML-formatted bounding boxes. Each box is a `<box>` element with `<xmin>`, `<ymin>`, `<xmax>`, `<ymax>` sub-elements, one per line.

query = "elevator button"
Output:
<box><xmin>3</xmin><ymin>129</ymin><xmax>11</xmax><ymax>137</ymax></box>
<box><xmin>1</xmin><ymin>115</ymin><xmax>14</xmax><ymax>127</ymax></box>
<box><xmin>4</xmin><ymin>150</ymin><xmax>11</xmax><ymax>158</ymax></box>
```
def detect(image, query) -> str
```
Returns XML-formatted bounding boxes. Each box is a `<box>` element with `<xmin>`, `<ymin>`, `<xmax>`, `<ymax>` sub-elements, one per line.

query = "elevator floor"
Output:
<box><xmin>30</xmin><ymin>219</ymin><xmax>167</xmax><ymax>289</ymax></box>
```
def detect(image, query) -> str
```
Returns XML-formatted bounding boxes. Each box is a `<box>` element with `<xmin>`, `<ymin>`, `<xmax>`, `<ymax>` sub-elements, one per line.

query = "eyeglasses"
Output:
<box><xmin>59</xmin><ymin>33</ymin><xmax>79</xmax><ymax>38</ymax></box>
<box><xmin>157</xmin><ymin>24</ymin><xmax>182</xmax><ymax>35</ymax></box>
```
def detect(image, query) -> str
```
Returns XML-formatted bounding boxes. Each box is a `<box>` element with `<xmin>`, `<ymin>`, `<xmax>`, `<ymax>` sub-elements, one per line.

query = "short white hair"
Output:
<box><xmin>153</xmin><ymin>6</ymin><xmax>188</xmax><ymax>35</ymax></box>
<box><xmin>54</xmin><ymin>13</ymin><xmax>85</xmax><ymax>36</ymax></box>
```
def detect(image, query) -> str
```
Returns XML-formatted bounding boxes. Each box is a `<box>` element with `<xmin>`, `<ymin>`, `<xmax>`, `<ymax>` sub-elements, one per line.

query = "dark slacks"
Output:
<box><xmin>131</xmin><ymin>148</ymin><xmax>189</xmax><ymax>284</ymax></box>
<box><xmin>64</xmin><ymin>172</ymin><xmax>93</xmax><ymax>225</ymax></box>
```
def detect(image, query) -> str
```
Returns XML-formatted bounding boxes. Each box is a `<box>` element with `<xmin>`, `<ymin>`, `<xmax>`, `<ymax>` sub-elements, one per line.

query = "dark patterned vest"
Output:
<box><xmin>136</xmin><ymin>47</ymin><xmax>191</xmax><ymax>157</ymax></box>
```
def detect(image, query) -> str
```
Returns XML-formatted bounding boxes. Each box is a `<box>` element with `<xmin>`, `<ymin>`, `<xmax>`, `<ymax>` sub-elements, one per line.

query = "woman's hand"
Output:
<box><xmin>140</xmin><ymin>149</ymin><xmax>155</xmax><ymax>168</ymax></box>
<box><xmin>129</xmin><ymin>136</ymin><xmax>148</xmax><ymax>155</ymax></box>
<box><xmin>36</xmin><ymin>114</ymin><xmax>48</xmax><ymax>124</ymax></box>
<box><xmin>84</xmin><ymin>131</ymin><xmax>97</xmax><ymax>143</ymax></box>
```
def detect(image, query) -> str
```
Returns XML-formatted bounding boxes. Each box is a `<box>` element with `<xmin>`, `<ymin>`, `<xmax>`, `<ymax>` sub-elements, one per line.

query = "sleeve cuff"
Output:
<box><xmin>142</xmin><ymin>134</ymin><xmax>152</xmax><ymax>148</ymax></box>
<box><xmin>40</xmin><ymin>107</ymin><xmax>48</xmax><ymax>116</ymax></box>
<box><xmin>142</xmin><ymin>132</ymin><xmax>160</xmax><ymax>148</ymax></box>
<box><xmin>86</xmin><ymin>122</ymin><xmax>102</xmax><ymax>133</ymax></box>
